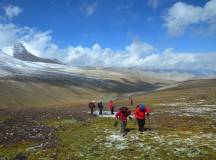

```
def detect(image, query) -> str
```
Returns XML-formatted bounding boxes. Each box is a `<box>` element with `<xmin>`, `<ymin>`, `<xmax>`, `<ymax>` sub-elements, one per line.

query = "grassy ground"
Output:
<box><xmin>0</xmin><ymin>110</ymin><xmax>215</xmax><ymax>160</ymax></box>
<box><xmin>0</xmin><ymin>79</ymin><xmax>216</xmax><ymax>159</ymax></box>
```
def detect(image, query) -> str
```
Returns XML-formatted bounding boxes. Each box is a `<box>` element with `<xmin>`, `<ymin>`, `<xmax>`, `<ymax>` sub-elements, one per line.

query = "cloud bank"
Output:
<box><xmin>0</xmin><ymin>4</ymin><xmax>216</xmax><ymax>73</ymax></box>
<box><xmin>164</xmin><ymin>0</ymin><xmax>216</xmax><ymax>36</ymax></box>
<box><xmin>1</xmin><ymin>21</ymin><xmax>215</xmax><ymax>72</ymax></box>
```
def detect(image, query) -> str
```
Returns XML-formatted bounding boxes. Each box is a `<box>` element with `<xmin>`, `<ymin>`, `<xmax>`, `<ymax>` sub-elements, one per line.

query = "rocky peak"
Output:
<box><xmin>13</xmin><ymin>43</ymin><xmax>27</xmax><ymax>56</ymax></box>
<box><xmin>12</xmin><ymin>43</ymin><xmax>62</xmax><ymax>64</ymax></box>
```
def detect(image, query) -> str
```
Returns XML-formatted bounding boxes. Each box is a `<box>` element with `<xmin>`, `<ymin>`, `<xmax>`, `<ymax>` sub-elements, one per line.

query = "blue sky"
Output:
<box><xmin>0</xmin><ymin>0</ymin><xmax>215</xmax><ymax>52</ymax></box>
<box><xmin>0</xmin><ymin>0</ymin><xmax>216</xmax><ymax>71</ymax></box>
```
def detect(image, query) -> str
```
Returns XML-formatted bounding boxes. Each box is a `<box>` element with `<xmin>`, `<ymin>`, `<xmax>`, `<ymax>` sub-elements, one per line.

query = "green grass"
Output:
<box><xmin>1</xmin><ymin>114</ymin><xmax>215</xmax><ymax>160</ymax></box>
<box><xmin>46</xmin><ymin>115</ymin><xmax>216</xmax><ymax>160</ymax></box>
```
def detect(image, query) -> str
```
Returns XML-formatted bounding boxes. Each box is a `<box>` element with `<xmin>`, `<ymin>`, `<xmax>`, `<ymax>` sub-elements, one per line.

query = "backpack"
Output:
<box><xmin>120</xmin><ymin>106</ymin><xmax>129</xmax><ymax>115</ymax></box>
<box><xmin>98</xmin><ymin>102</ymin><xmax>103</xmax><ymax>108</ymax></box>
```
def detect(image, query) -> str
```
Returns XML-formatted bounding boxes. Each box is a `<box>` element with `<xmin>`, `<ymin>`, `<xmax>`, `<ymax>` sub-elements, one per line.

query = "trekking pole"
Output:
<box><xmin>114</xmin><ymin>119</ymin><xmax>119</xmax><ymax>127</ymax></box>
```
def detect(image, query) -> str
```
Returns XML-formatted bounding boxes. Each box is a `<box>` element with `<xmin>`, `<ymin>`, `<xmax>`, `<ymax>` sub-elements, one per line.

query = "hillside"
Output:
<box><xmin>0</xmin><ymin>51</ymin><xmax>172</xmax><ymax>108</ymax></box>
<box><xmin>0</xmin><ymin>78</ymin><xmax>215</xmax><ymax>159</ymax></box>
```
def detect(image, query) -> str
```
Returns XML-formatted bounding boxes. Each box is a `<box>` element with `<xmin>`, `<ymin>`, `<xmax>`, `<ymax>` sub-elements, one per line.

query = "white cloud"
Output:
<box><xmin>0</xmin><ymin>14</ymin><xmax>215</xmax><ymax>73</ymax></box>
<box><xmin>62</xmin><ymin>40</ymin><xmax>158</xmax><ymax>68</ymax></box>
<box><xmin>61</xmin><ymin>41</ymin><xmax>216</xmax><ymax>72</ymax></box>
<box><xmin>0</xmin><ymin>23</ymin><xmax>62</xmax><ymax>59</ymax></box>
<box><xmin>148</xmin><ymin>0</ymin><xmax>160</xmax><ymax>9</ymax></box>
<box><xmin>3</xmin><ymin>5</ymin><xmax>23</xmax><ymax>19</ymax></box>
<box><xmin>164</xmin><ymin>0</ymin><xmax>216</xmax><ymax>36</ymax></box>
<box><xmin>81</xmin><ymin>1</ymin><xmax>97</xmax><ymax>16</ymax></box>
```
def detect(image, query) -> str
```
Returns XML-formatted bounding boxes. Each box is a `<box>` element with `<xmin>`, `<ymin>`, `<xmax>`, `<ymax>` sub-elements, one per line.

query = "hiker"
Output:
<box><xmin>129</xmin><ymin>96</ymin><xmax>133</xmax><ymax>105</ymax></box>
<box><xmin>114</xmin><ymin>106</ymin><xmax>132</xmax><ymax>133</ymax></box>
<box><xmin>97</xmin><ymin>101</ymin><xmax>104</xmax><ymax>115</ymax></box>
<box><xmin>108</xmin><ymin>100</ymin><xmax>115</xmax><ymax>115</ymax></box>
<box><xmin>88</xmin><ymin>100</ymin><xmax>96</xmax><ymax>115</ymax></box>
<box><xmin>135</xmin><ymin>103</ymin><xmax>150</xmax><ymax>132</ymax></box>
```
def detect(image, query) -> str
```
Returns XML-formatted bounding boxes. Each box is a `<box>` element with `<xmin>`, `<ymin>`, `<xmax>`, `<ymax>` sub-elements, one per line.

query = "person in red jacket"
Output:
<box><xmin>115</xmin><ymin>106</ymin><xmax>132</xmax><ymax>133</ymax></box>
<box><xmin>135</xmin><ymin>103</ymin><xmax>150</xmax><ymax>131</ymax></box>
<box><xmin>108</xmin><ymin>100</ymin><xmax>115</xmax><ymax>115</ymax></box>
<box><xmin>129</xmin><ymin>96</ymin><xmax>133</xmax><ymax>106</ymax></box>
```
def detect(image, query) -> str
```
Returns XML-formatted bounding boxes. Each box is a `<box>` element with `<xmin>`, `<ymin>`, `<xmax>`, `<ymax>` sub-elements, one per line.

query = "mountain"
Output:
<box><xmin>1</xmin><ymin>45</ymin><xmax>216</xmax><ymax>108</ymax></box>
<box><xmin>0</xmin><ymin>50</ymin><xmax>172</xmax><ymax>107</ymax></box>
<box><xmin>13</xmin><ymin>43</ymin><xmax>62</xmax><ymax>64</ymax></box>
<box><xmin>0</xmin><ymin>50</ymin><xmax>169</xmax><ymax>91</ymax></box>
<box><xmin>124</xmin><ymin>68</ymin><xmax>216</xmax><ymax>81</ymax></box>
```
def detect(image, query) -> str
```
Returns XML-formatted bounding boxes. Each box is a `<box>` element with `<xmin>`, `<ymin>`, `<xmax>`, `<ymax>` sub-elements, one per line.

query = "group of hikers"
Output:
<box><xmin>88</xmin><ymin>96</ymin><xmax>150</xmax><ymax>133</ymax></box>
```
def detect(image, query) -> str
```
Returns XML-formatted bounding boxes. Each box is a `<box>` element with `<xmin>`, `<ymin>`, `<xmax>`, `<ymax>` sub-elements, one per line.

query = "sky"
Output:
<box><xmin>0</xmin><ymin>0</ymin><xmax>216</xmax><ymax>71</ymax></box>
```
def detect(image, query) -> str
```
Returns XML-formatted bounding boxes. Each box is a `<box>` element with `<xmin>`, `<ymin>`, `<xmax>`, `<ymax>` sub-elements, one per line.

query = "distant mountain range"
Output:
<box><xmin>0</xmin><ymin>45</ymin><xmax>215</xmax><ymax>108</ymax></box>
<box><xmin>124</xmin><ymin>68</ymin><xmax>216</xmax><ymax>81</ymax></box>
<box><xmin>13</xmin><ymin>43</ymin><xmax>62</xmax><ymax>64</ymax></box>
<box><xmin>0</xmin><ymin>43</ymin><xmax>215</xmax><ymax>82</ymax></box>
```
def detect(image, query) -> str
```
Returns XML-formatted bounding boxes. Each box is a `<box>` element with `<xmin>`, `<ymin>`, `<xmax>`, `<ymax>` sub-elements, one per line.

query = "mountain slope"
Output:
<box><xmin>0</xmin><ymin>51</ymin><xmax>172</xmax><ymax>108</ymax></box>
<box><xmin>13</xmin><ymin>43</ymin><xmax>62</xmax><ymax>64</ymax></box>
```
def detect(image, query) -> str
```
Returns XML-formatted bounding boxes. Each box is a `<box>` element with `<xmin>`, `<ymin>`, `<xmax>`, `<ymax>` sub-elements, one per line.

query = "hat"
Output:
<box><xmin>140</xmin><ymin>103</ymin><xmax>145</xmax><ymax>111</ymax></box>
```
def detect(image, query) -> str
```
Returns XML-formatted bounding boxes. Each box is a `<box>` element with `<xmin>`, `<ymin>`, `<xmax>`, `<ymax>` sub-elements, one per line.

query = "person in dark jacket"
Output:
<box><xmin>88</xmin><ymin>100</ymin><xmax>96</xmax><ymax>115</ymax></box>
<box><xmin>97</xmin><ymin>101</ymin><xmax>104</xmax><ymax>115</ymax></box>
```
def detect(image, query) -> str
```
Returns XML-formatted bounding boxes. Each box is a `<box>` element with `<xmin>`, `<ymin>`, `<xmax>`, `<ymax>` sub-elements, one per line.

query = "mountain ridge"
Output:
<box><xmin>13</xmin><ymin>43</ymin><xmax>62</xmax><ymax>64</ymax></box>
